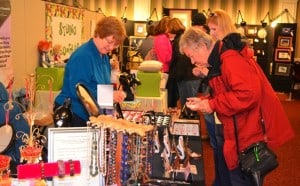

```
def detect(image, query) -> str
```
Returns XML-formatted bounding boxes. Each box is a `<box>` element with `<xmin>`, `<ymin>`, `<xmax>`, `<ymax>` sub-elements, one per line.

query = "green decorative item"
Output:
<box><xmin>136</xmin><ymin>71</ymin><xmax>160</xmax><ymax>97</ymax></box>
<box><xmin>36</xmin><ymin>67</ymin><xmax>65</xmax><ymax>91</ymax></box>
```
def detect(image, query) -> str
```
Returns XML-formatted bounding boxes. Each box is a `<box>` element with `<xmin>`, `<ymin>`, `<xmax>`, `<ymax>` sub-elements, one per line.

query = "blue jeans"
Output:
<box><xmin>214</xmin><ymin>124</ymin><xmax>232</xmax><ymax>186</ymax></box>
<box><xmin>204</xmin><ymin>113</ymin><xmax>217</xmax><ymax>148</ymax></box>
<box><xmin>205</xmin><ymin>113</ymin><xmax>232</xmax><ymax>186</ymax></box>
<box><xmin>177</xmin><ymin>79</ymin><xmax>201</xmax><ymax>106</ymax></box>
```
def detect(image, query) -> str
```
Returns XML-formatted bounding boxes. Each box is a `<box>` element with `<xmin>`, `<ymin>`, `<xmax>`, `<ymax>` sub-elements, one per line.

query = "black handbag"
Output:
<box><xmin>233</xmin><ymin>115</ymin><xmax>278</xmax><ymax>186</ymax></box>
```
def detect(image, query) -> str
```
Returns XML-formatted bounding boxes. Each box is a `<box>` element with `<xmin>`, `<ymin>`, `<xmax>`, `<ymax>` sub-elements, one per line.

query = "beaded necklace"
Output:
<box><xmin>106</xmin><ymin>129</ymin><xmax>117</xmax><ymax>185</ymax></box>
<box><xmin>99</xmin><ymin>127</ymin><xmax>107</xmax><ymax>175</ymax></box>
<box><xmin>89</xmin><ymin>129</ymin><xmax>99</xmax><ymax>177</ymax></box>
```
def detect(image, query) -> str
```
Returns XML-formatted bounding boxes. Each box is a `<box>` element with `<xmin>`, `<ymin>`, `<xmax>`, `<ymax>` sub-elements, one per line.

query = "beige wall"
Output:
<box><xmin>11</xmin><ymin>0</ymin><xmax>45</xmax><ymax>89</ymax></box>
<box><xmin>10</xmin><ymin>0</ymin><xmax>103</xmax><ymax>89</ymax></box>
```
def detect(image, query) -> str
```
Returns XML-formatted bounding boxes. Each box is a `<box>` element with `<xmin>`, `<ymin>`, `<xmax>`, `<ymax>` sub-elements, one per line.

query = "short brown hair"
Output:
<box><xmin>153</xmin><ymin>16</ymin><xmax>171</xmax><ymax>35</ymax></box>
<box><xmin>167</xmin><ymin>17</ymin><xmax>185</xmax><ymax>35</ymax></box>
<box><xmin>94</xmin><ymin>16</ymin><xmax>127</xmax><ymax>45</ymax></box>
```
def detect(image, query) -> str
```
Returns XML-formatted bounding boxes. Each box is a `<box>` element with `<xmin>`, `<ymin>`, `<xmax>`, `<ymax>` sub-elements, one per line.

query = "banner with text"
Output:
<box><xmin>45</xmin><ymin>3</ymin><xmax>84</xmax><ymax>60</ymax></box>
<box><xmin>0</xmin><ymin>0</ymin><xmax>13</xmax><ymax>87</ymax></box>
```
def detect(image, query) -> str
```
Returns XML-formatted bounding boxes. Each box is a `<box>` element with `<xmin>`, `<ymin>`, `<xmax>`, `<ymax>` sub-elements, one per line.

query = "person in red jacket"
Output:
<box><xmin>179</xmin><ymin>28</ymin><xmax>294</xmax><ymax>186</ymax></box>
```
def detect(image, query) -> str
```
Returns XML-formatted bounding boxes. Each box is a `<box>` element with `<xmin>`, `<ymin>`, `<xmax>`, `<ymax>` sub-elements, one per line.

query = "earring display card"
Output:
<box><xmin>170</xmin><ymin>119</ymin><xmax>200</xmax><ymax>136</ymax></box>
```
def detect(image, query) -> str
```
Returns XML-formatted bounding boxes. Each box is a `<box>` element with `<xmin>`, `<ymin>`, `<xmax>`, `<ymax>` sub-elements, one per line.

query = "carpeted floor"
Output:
<box><xmin>201</xmin><ymin>92</ymin><xmax>300</xmax><ymax>186</ymax></box>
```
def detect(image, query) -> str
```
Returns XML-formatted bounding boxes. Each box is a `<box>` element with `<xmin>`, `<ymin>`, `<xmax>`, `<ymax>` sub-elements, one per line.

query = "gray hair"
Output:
<box><xmin>179</xmin><ymin>27</ymin><xmax>214</xmax><ymax>54</ymax></box>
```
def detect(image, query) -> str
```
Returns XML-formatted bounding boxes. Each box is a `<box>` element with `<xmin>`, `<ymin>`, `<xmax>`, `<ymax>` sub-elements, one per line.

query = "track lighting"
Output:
<box><xmin>260</xmin><ymin>11</ymin><xmax>271</xmax><ymax>27</ymax></box>
<box><xmin>97</xmin><ymin>8</ymin><xmax>105</xmax><ymax>16</ymax></box>
<box><xmin>270</xmin><ymin>9</ymin><xmax>296</xmax><ymax>28</ymax></box>
<box><xmin>147</xmin><ymin>8</ymin><xmax>158</xmax><ymax>25</ymax></box>
<box><xmin>121</xmin><ymin>6</ymin><xmax>127</xmax><ymax>23</ymax></box>
<box><xmin>237</xmin><ymin>10</ymin><xmax>247</xmax><ymax>27</ymax></box>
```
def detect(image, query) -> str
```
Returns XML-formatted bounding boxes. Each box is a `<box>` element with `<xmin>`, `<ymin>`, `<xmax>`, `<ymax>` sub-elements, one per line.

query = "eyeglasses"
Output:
<box><xmin>104</xmin><ymin>37</ymin><xmax>120</xmax><ymax>48</ymax></box>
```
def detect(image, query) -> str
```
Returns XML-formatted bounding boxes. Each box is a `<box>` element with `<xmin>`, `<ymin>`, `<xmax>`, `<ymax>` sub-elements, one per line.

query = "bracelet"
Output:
<box><xmin>69</xmin><ymin>159</ymin><xmax>75</xmax><ymax>176</ymax></box>
<box><xmin>40</xmin><ymin>161</ymin><xmax>45</xmax><ymax>179</ymax></box>
<box><xmin>57</xmin><ymin>160</ymin><xmax>65</xmax><ymax>178</ymax></box>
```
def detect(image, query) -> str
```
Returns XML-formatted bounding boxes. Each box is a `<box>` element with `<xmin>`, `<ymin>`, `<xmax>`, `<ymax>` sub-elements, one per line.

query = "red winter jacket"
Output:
<box><xmin>207</xmin><ymin>38</ymin><xmax>294</xmax><ymax>170</ymax></box>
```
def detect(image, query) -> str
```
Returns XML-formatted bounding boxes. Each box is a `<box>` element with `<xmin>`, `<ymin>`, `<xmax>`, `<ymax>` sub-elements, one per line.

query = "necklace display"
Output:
<box><xmin>145</xmin><ymin>131</ymin><xmax>154</xmax><ymax>176</ymax></box>
<box><xmin>127</xmin><ymin>134</ymin><xmax>141</xmax><ymax>185</ymax></box>
<box><xmin>127</xmin><ymin>133</ymin><xmax>151</xmax><ymax>185</ymax></box>
<box><xmin>89</xmin><ymin>128</ymin><xmax>99</xmax><ymax>177</ymax></box>
<box><xmin>88</xmin><ymin>115</ymin><xmax>157</xmax><ymax>185</ymax></box>
<box><xmin>120</xmin><ymin>132</ymin><xmax>130</xmax><ymax>185</ymax></box>
<box><xmin>106</xmin><ymin>129</ymin><xmax>117</xmax><ymax>185</ymax></box>
<box><xmin>99</xmin><ymin>127</ymin><xmax>107</xmax><ymax>175</ymax></box>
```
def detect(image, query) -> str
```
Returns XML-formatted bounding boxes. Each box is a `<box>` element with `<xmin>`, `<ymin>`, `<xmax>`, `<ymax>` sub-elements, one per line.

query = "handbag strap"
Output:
<box><xmin>233</xmin><ymin>115</ymin><xmax>240</xmax><ymax>155</ymax></box>
<box><xmin>233</xmin><ymin>108</ymin><xmax>266</xmax><ymax>154</ymax></box>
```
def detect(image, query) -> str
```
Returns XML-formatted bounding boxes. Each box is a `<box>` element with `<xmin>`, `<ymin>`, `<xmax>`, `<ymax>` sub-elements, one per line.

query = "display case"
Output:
<box><xmin>271</xmin><ymin>23</ymin><xmax>297</xmax><ymax>92</ymax></box>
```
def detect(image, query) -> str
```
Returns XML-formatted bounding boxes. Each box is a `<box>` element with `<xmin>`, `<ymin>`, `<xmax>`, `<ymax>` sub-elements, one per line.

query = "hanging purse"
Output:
<box><xmin>233</xmin><ymin>114</ymin><xmax>278</xmax><ymax>186</ymax></box>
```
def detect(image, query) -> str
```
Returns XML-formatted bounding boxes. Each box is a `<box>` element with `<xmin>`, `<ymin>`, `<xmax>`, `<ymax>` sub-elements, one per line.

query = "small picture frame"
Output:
<box><xmin>277</xmin><ymin>36</ymin><xmax>292</xmax><ymax>48</ymax></box>
<box><xmin>274</xmin><ymin>63</ymin><xmax>292</xmax><ymax>76</ymax></box>
<box><xmin>134</xmin><ymin>23</ymin><xmax>147</xmax><ymax>37</ymax></box>
<box><xmin>245</xmin><ymin>26</ymin><xmax>257</xmax><ymax>36</ymax></box>
<box><xmin>281</xmin><ymin>27</ymin><xmax>292</xmax><ymax>35</ymax></box>
<box><xmin>275</xmin><ymin>48</ymin><xmax>291</xmax><ymax>62</ymax></box>
<box><xmin>169</xmin><ymin>9</ymin><xmax>192</xmax><ymax>28</ymax></box>
<box><xmin>129</xmin><ymin>36</ymin><xmax>146</xmax><ymax>50</ymax></box>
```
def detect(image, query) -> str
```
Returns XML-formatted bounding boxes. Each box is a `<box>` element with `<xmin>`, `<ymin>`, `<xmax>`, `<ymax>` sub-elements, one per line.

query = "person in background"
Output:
<box><xmin>152</xmin><ymin>16</ymin><xmax>172</xmax><ymax>74</ymax></box>
<box><xmin>190</xmin><ymin>12</ymin><xmax>232</xmax><ymax>186</ymax></box>
<box><xmin>54</xmin><ymin>16</ymin><xmax>127</xmax><ymax>127</ymax></box>
<box><xmin>165</xmin><ymin>17</ymin><xmax>184</xmax><ymax>109</ymax></box>
<box><xmin>144</xmin><ymin>16</ymin><xmax>174</xmax><ymax>108</ymax></box>
<box><xmin>192</xmin><ymin>12</ymin><xmax>210</xmax><ymax>33</ymax></box>
<box><xmin>0</xmin><ymin>82</ymin><xmax>30</xmax><ymax>175</ymax></box>
<box><xmin>138</xmin><ymin>24</ymin><xmax>156</xmax><ymax>59</ymax></box>
<box><xmin>180</xmin><ymin>27</ymin><xmax>294</xmax><ymax>185</ymax></box>
<box><xmin>207</xmin><ymin>9</ymin><xmax>237</xmax><ymax>41</ymax></box>
<box><xmin>194</xmin><ymin>9</ymin><xmax>237</xmax><ymax>186</ymax></box>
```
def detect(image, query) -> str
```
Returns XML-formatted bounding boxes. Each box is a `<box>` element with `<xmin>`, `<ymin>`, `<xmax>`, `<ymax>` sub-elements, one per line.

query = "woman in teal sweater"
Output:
<box><xmin>54</xmin><ymin>16</ymin><xmax>127</xmax><ymax>127</ymax></box>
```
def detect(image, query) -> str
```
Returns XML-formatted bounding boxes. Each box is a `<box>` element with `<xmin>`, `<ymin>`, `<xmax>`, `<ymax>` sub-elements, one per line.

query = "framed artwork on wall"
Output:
<box><xmin>129</xmin><ymin>36</ymin><xmax>146</xmax><ymax>50</ymax></box>
<box><xmin>169</xmin><ymin>9</ymin><xmax>192</xmax><ymax>28</ymax></box>
<box><xmin>275</xmin><ymin>48</ymin><xmax>291</xmax><ymax>62</ymax></box>
<box><xmin>274</xmin><ymin>63</ymin><xmax>292</xmax><ymax>76</ymax></box>
<box><xmin>134</xmin><ymin>23</ymin><xmax>147</xmax><ymax>37</ymax></box>
<box><xmin>245</xmin><ymin>26</ymin><xmax>257</xmax><ymax>37</ymax></box>
<box><xmin>277</xmin><ymin>36</ymin><xmax>292</xmax><ymax>48</ymax></box>
<box><xmin>281</xmin><ymin>27</ymin><xmax>293</xmax><ymax>35</ymax></box>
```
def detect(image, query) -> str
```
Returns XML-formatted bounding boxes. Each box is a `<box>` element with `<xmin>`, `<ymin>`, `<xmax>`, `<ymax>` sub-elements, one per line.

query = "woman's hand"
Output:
<box><xmin>113</xmin><ymin>90</ymin><xmax>126</xmax><ymax>103</ymax></box>
<box><xmin>186</xmin><ymin>97</ymin><xmax>213</xmax><ymax>114</ymax></box>
<box><xmin>186</xmin><ymin>97</ymin><xmax>201</xmax><ymax>111</ymax></box>
<box><xmin>192</xmin><ymin>66</ymin><xmax>209</xmax><ymax>77</ymax></box>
